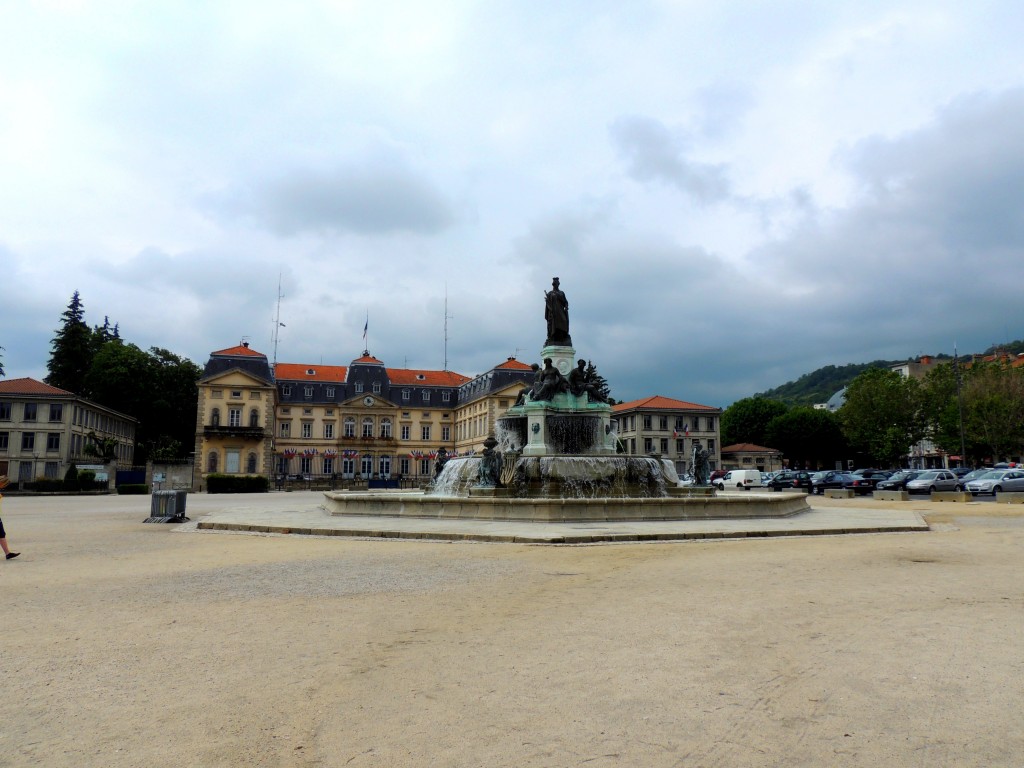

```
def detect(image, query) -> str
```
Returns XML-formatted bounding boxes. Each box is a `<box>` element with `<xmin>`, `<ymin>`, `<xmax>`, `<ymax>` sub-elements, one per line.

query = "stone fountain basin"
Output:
<box><xmin>322</xmin><ymin>490</ymin><xmax>810</xmax><ymax>522</ymax></box>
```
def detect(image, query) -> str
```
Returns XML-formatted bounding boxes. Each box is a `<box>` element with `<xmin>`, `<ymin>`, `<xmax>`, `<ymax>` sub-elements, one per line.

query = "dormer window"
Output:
<box><xmin>372</xmin><ymin>382</ymin><xmax>382</xmax><ymax>394</ymax></box>
<box><xmin>354</xmin><ymin>382</ymin><xmax>364</xmax><ymax>393</ymax></box>
<box><xmin>442</xmin><ymin>391</ymin><xmax>451</xmax><ymax>402</ymax></box>
<box><xmin>282</xmin><ymin>385</ymin><xmax>292</xmax><ymax>397</ymax></box>
<box><xmin>416</xmin><ymin>374</ymin><xmax>425</xmax><ymax>380</ymax></box>
<box><xmin>423</xmin><ymin>390</ymin><xmax>431</xmax><ymax>402</ymax></box>
<box><xmin>402</xmin><ymin>389</ymin><xmax>410</xmax><ymax>400</ymax></box>
<box><xmin>306</xmin><ymin>368</ymin><xmax>316</xmax><ymax>376</ymax></box>
<box><xmin>326</xmin><ymin>387</ymin><xmax>335</xmax><ymax>398</ymax></box>
<box><xmin>304</xmin><ymin>386</ymin><xmax>313</xmax><ymax>398</ymax></box>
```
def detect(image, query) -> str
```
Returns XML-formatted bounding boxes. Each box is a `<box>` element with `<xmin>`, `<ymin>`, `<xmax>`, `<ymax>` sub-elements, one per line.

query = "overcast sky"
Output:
<box><xmin>2</xmin><ymin>1</ymin><xmax>1023</xmax><ymax>407</ymax></box>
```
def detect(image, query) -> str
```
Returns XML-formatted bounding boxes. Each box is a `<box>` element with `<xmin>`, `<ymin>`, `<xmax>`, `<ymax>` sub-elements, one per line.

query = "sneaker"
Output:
<box><xmin>6</xmin><ymin>552</ymin><xmax>19</xmax><ymax>560</ymax></box>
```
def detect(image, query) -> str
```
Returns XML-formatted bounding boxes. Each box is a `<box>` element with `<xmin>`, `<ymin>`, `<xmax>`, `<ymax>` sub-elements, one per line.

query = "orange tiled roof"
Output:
<box><xmin>721</xmin><ymin>443</ymin><xmax>778</xmax><ymax>453</ymax></box>
<box><xmin>351</xmin><ymin>354</ymin><xmax>385</xmax><ymax>365</ymax></box>
<box><xmin>388</xmin><ymin>369</ymin><xmax>471</xmax><ymax>386</ymax></box>
<box><xmin>274</xmin><ymin>363</ymin><xmax>348</xmax><ymax>382</ymax></box>
<box><xmin>613</xmin><ymin>395</ymin><xmax>718</xmax><ymax>412</ymax></box>
<box><xmin>0</xmin><ymin>377</ymin><xmax>75</xmax><ymax>396</ymax></box>
<box><xmin>212</xmin><ymin>344</ymin><xmax>266</xmax><ymax>357</ymax></box>
<box><xmin>494</xmin><ymin>358</ymin><xmax>534</xmax><ymax>371</ymax></box>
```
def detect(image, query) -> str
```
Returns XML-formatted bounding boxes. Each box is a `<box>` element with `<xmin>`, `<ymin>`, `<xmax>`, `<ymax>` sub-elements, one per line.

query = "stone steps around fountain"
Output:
<box><xmin>322</xmin><ymin>490</ymin><xmax>810</xmax><ymax>522</ymax></box>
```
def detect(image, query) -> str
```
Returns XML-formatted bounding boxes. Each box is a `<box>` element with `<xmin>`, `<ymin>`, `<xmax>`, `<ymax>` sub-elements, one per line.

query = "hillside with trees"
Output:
<box><xmin>754</xmin><ymin>361</ymin><xmax>896</xmax><ymax>406</ymax></box>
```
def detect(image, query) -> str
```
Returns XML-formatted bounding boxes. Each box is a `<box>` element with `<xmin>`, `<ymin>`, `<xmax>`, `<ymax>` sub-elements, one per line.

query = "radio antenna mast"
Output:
<box><xmin>271</xmin><ymin>274</ymin><xmax>285</xmax><ymax>368</ymax></box>
<box><xmin>444</xmin><ymin>285</ymin><xmax>454</xmax><ymax>371</ymax></box>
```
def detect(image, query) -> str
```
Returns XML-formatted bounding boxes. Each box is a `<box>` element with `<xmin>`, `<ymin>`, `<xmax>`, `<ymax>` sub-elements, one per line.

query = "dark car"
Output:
<box><xmin>876</xmin><ymin>470</ymin><xmax>921</xmax><ymax>491</ymax></box>
<box><xmin>767</xmin><ymin>470</ymin><xmax>813</xmax><ymax>492</ymax></box>
<box><xmin>843</xmin><ymin>469</ymin><xmax>893</xmax><ymax>495</ymax></box>
<box><xmin>811</xmin><ymin>471</ymin><xmax>856</xmax><ymax>495</ymax></box>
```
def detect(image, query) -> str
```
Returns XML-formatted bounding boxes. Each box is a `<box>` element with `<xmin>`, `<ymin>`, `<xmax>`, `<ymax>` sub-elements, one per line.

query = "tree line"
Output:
<box><xmin>723</xmin><ymin>359</ymin><xmax>1024</xmax><ymax>468</ymax></box>
<box><xmin>45</xmin><ymin>291</ymin><xmax>201</xmax><ymax>464</ymax></box>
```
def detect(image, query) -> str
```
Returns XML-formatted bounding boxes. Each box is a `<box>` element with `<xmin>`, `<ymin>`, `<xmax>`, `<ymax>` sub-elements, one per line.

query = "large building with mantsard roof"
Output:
<box><xmin>194</xmin><ymin>343</ymin><xmax>538</xmax><ymax>488</ymax></box>
<box><xmin>612</xmin><ymin>395</ymin><xmax>722</xmax><ymax>478</ymax></box>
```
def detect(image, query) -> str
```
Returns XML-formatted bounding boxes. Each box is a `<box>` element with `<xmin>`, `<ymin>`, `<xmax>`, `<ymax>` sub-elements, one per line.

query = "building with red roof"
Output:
<box><xmin>0</xmin><ymin>377</ymin><xmax>137</xmax><ymax>485</ymax></box>
<box><xmin>612</xmin><ymin>395</ymin><xmax>723</xmax><ymax>478</ymax></box>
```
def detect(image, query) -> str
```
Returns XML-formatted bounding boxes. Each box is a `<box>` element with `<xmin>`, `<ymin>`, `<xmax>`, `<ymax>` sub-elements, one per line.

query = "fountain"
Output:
<box><xmin>323</xmin><ymin>278</ymin><xmax>809</xmax><ymax>522</ymax></box>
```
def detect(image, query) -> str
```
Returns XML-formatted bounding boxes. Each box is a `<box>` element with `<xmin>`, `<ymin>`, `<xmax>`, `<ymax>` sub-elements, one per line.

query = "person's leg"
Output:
<box><xmin>0</xmin><ymin>517</ymin><xmax>17</xmax><ymax>558</ymax></box>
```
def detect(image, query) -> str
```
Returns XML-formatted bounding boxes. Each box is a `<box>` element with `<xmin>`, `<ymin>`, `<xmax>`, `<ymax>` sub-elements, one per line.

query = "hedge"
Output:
<box><xmin>117</xmin><ymin>484</ymin><xmax>150</xmax><ymax>495</ymax></box>
<box><xmin>206</xmin><ymin>474</ymin><xmax>270</xmax><ymax>494</ymax></box>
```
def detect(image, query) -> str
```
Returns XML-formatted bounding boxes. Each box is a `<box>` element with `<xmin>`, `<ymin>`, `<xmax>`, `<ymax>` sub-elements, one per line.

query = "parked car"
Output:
<box><xmin>767</xmin><ymin>470</ymin><xmax>813</xmax><ymax>492</ymax></box>
<box><xmin>811</xmin><ymin>471</ymin><xmax>856</xmax><ymax>495</ymax></box>
<box><xmin>965</xmin><ymin>469</ymin><xmax>1024</xmax><ymax>495</ymax></box>
<box><xmin>709</xmin><ymin>469</ymin><xmax>727</xmax><ymax>483</ymax></box>
<box><xmin>905</xmin><ymin>469</ymin><xmax>959</xmax><ymax>494</ymax></box>
<box><xmin>713</xmin><ymin>469</ymin><xmax>763</xmax><ymax>490</ymax></box>
<box><xmin>876</xmin><ymin>470</ymin><xmax>922</xmax><ymax>491</ymax></box>
<box><xmin>845</xmin><ymin>469</ymin><xmax>894</xmax><ymax>495</ymax></box>
<box><xmin>955</xmin><ymin>468</ymin><xmax>991</xmax><ymax>491</ymax></box>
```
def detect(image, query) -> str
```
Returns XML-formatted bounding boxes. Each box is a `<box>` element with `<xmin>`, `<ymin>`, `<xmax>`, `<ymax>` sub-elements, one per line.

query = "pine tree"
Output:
<box><xmin>46</xmin><ymin>291</ymin><xmax>94</xmax><ymax>394</ymax></box>
<box><xmin>0</xmin><ymin>344</ymin><xmax>5</xmax><ymax>377</ymax></box>
<box><xmin>585</xmin><ymin>361</ymin><xmax>613</xmax><ymax>403</ymax></box>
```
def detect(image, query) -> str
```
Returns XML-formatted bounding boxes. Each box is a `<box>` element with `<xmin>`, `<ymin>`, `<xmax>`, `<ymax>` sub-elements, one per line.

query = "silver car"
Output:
<box><xmin>905</xmin><ymin>469</ymin><xmax>959</xmax><ymax>494</ymax></box>
<box><xmin>965</xmin><ymin>469</ymin><xmax>1024</xmax><ymax>495</ymax></box>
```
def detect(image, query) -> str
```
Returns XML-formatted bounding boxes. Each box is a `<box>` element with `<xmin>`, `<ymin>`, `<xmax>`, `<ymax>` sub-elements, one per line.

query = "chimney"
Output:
<box><xmin>920</xmin><ymin>355</ymin><xmax>931</xmax><ymax>364</ymax></box>
<box><xmin>242</xmin><ymin>341</ymin><xmax>249</xmax><ymax>348</ymax></box>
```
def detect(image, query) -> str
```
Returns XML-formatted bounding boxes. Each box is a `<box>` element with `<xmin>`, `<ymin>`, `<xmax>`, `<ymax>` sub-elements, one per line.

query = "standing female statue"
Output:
<box><xmin>544</xmin><ymin>277</ymin><xmax>572</xmax><ymax>346</ymax></box>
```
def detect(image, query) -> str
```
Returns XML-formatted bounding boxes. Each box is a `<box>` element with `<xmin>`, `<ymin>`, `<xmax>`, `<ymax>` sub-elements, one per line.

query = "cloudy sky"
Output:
<box><xmin>2</xmin><ymin>1</ymin><xmax>1023</xmax><ymax>407</ymax></box>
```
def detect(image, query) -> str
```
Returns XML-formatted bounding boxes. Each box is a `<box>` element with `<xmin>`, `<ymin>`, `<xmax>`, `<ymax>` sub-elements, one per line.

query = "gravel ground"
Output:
<box><xmin>1</xmin><ymin>492</ymin><xmax>1023</xmax><ymax>767</ymax></box>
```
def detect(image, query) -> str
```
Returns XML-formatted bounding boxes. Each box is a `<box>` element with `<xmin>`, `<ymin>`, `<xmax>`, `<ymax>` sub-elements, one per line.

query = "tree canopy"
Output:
<box><xmin>839</xmin><ymin>368</ymin><xmax>925</xmax><ymax>467</ymax></box>
<box><xmin>720</xmin><ymin>396</ymin><xmax>789</xmax><ymax>447</ymax></box>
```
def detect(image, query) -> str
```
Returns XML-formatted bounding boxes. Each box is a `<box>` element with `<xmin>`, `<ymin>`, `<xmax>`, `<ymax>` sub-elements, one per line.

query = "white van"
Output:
<box><xmin>713</xmin><ymin>469</ymin><xmax>763</xmax><ymax>490</ymax></box>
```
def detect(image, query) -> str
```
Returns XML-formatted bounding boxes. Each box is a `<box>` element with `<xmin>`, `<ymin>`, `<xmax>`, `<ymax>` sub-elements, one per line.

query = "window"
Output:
<box><xmin>423</xmin><ymin>390</ymin><xmax>431</xmax><ymax>402</ymax></box>
<box><xmin>660</xmin><ymin>438</ymin><xmax>668</xmax><ymax>454</ymax></box>
<box><xmin>301</xmin><ymin>423</ymin><xmax>312</xmax><ymax>439</ymax></box>
<box><xmin>421</xmin><ymin>425</ymin><xmax>431</xmax><ymax>441</ymax></box>
<box><xmin>304</xmin><ymin>386</ymin><xmax>313</xmax><ymax>399</ymax></box>
<box><xmin>399</xmin><ymin>457</ymin><xmax>409</xmax><ymax>475</ymax></box>
<box><xmin>324</xmin><ymin>423</ymin><xmax>334</xmax><ymax>439</ymax></box>
<box><xmin>230</xmin><ymin>390</ymin><xmax>242</xmax><ymax>399</ymax></box>
<box><xmin>362</xmin><ymin>418</ymin><xmax>374</xmax><ymax>438</ymax></box>
<box><xmin>420</xmin><ymin>459</ymin><xmax>431</xmax><ymax>475</ymax></box>
<box><xmin>708</xmin><ymin>439</ymin><xmax>715</xmax><ymax>453</ymax></box>
<box><xmin>23</xmin><ymin>403</ymin><xmax>37</xmax><ymax>421</ymax></box>
<box><xmin>303</xmin><ymin>408</ymin><xmax>313</xmax><ymax>415</ymax></box>
<box><xmin>342</xmin><ymin>458</ymin><xmax>355</xmax><ymax>477</ymax></box>
<box><xmin>280</xmin><ymin>422</ymin><xmax>291</xmax><ymax>438</ymax></box>
<box><xmin>354</xmin><ymin>382</ymin><xmax>364</xmax><ymax>393</ymax></box>
<box><xmin>281</xmin><ymin>407</ymin><xmax>291</xmax><ymax>414</ymax></box>
<box><xmin>401</xmin><ymin>425</ymin><xmax>411</xmax><ymax>440</ymax></box>
<box><xmin>300</xmin><ymin>456</ymin><xmax>312</xmax><ymax>474</ymax></box>
<box><xmin>226</xmin><ymin>450</ymin><xmax>240</xmax><ymax>474</ymax></box>
<box><xmin>246</xmin><ymin>453</ymin><xmax>258</xmax><ymax>473</ymax></box>
<box><xmin>442</xmin><ymin>391</ymin><xmax>451</xmax><ymax>402</ymax></box>
<box><xmin>373</xmin><ymin>382</ymin><xmax>382</xmax><ymax>394</ymax></box>
<box><xmin>0</xmin><ymin>432</ymin><xmax>8</xmax><ymax>450</ymax></box>
<box><xmin>380</xmin><ymin>419</ymin><xmax>392</xmax><ymax>438</ymax></box>
<box><xmin>378</xmin><ymin>456</ymin><xmax>391</xmax><ymax>477</ymax></box>
<box><xmin>211</xmin><ymin>408</ymin><xmax>221</xmax><ymax>426</ymax></box>
<box><xmin>643</xmin><ymin>438</ymin><xmax>653</xmax><ymax>453</ymax></box>
<box><xmin>326</xmin><ymin>387</ymin><xmax>335</xmax><ymax>399</ymax></box>
<box><xmin>707</xmin><ymin>416</ymin><xmax>715</xmax><ymax>430</ymax></box>
<box><xmin>344</xmin><ymin>418</ymin><xmax>356</xmax><ymax>438</ymax></box>
<box><xmin>45</xmin><ymin>461</ymin><xmax>59</xmax><ymax>479</ymax></box>
<box><xmin>325</xmin><ymin>409</ymin><xmax>334</xmax><ymax>416</ymax></box>
<box><xmin>282</xmin><ymin>385</ymin><xmax>292</xmax><ymax>397</ymax></box>
<box><xmin>675</xmin><ymin>417</ymin><xmax>684</xmax><ymax>430</ymax></box>
<box><xmin>642</xmin><ymin>415</ymin><xmax>652</xmax><ymax>430</ymax></box>
<box><xmin>676</xmin><ymin>439</ymin><xmax>684</xmax><ymax>452</ymax></box>
<box><xmin>0</xmin><ymin>402</ymin><xmax>11</xmax><ymax>420</ymax></box>
<box><xmin>49</xmin><ymin>404</ymin><xmax>63</xmax><ymax>422</ymax></box>
<box><xmin>47</xmin><ymin>433</ymin><xmax>61</xmax><ymax>451</ymax></box>
<box><xmin>22</xmin><ymin>432</ymin><xmax>35</xmax><ymax>451</ymax></box>
<box><xmin>360</xmin><ymin>456</ymin><xmax>373</xmax><ymax>476</ymax></box>
<box><xmin>442</xmin><ymin>426</ymin><xmax>450</xmax><ymax>442</ymax></box>
<box><xmin>402</xmin><ymin>389</ymin><xmax>410</xmax><ymax>401</ymax></box>
<box><xmin>207</xmin><ymin>451</ymin><xmax>218</xmax><ymax>472</ymax></box>
<box><xmin>229</xmin><ymin>408</ymin><xmax>242</xmax><ymax>427</ymax></box>
<box><xmin>249</xmin><ymin>409</ymin><xmax>259</xmax><ymax>427</ymax></box>
<box><xmin>322</xmin><ymin>457</ymin><xmax>334</xmax><ymax>475</ymax></box>
<box><xmin>659</xmin><ymin>417</ymin><xmax>668</xmax><ymax>430</ymax></box>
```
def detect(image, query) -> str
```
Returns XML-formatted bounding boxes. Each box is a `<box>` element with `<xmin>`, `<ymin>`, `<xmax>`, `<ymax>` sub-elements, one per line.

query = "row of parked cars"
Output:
<box><xmin>714</xmin><ymin>465</ymin><xmax>1024</xmax><ymax>496</ymax></box>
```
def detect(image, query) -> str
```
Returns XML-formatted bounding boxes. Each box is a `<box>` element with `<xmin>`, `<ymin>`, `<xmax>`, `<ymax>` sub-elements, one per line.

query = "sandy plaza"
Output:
<box><xmin>2</xmin><ymin>491</ymin><xmax>1023</xmax><ymax>767</ymax></box>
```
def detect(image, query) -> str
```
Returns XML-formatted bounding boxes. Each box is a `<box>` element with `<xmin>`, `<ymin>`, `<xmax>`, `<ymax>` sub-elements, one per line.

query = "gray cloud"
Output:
<box><xmin>609</xmin><ymin>116</ymin><xmax>731</xmax><ymax>204</ymax></box>
<box><xmin>214</xmin><ymin>157</ymin><xmax>455</xmax><ymax>237</ymax></box>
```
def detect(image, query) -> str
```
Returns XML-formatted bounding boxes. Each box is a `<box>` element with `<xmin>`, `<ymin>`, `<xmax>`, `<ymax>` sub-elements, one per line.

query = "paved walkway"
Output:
<box><xmin>193</xmin><ymin>493</ymin><xmax>928</xmax><ymax>543</ymax></box>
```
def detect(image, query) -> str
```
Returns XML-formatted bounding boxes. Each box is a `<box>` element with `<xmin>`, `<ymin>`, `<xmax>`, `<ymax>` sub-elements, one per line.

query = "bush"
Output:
<box><xmin>79</xmin><ymin>470</ymin><xmax>97</xmax><ymax>491</ymax></box>
<box><xmin>117</xmin><ymin>484</ymin><xmax>150</xmax><ymax>495</ymax></box>
<box><xmin>63</xmin><ymin>464</ymin><xmax>80</xmax><ymax>492</ymax></box>
<box><xmin>23</xmin><ymin>478</ymin><xmax>64</xmax><ymax>492</ymax></box>
<box><xmin>206</xmin><ymin>474</ymin><xmax>270</xmax><ymax>494</ymax></box>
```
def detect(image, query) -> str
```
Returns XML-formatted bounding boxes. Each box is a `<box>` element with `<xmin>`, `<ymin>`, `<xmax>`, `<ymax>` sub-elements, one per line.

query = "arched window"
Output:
<box><xmin>380</xmin><ymin>418</ymin><xmax>392</xmax><ymax>438</ymax></box>
<box><xmin>207</xmin><ymin>451</ymin><xmax>218</xmax><ymax>472</ymax></box>
<box><xmin>362</xmin><ymin>417</ymin><xmax>374</xmax><ymax>438</ymax></box>
<box><xmin>249</xmin><ymin>409</ymin><xmax>259</xmax><ymax>427</ymax></box>
<box><xmin>344</xmin><ymin>417</ymin><xmax>356</xmax><ymax>438</ymax></box>
<box><xmin>246</xmin><ymin>453</ymin><xmax>258</xmax><ymax>473</ymax></box>
<box><xmin>211</xmin><ymin>408</ymin><xmax>221</xmax><ymax>427</ymax></box>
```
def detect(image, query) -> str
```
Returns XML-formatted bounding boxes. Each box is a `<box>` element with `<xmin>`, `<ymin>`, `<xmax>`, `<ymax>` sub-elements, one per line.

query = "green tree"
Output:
<box><xmin>839</xmin><ymin>368</ymin><xmax>925</xmax><ymax>467</ymax></box>
<box><xmin>764</xmin><ymin>407</ymin><xmax>846</xmax><ymax>469</ymax></box>
<box><xmin>721</xmin><ymin>396</ymin><xmax>789</xmax><ymax>446</ymax></box>
<box><xmin>46</xmin><ymin>291</ymin><xmax>93</xmax><ymax>393</ymax></box>
<box><xmin>960</xmin><ymin>364</ymin><xmax>1024</xmax><ymax>462</ymax></box>
<box><xmin>0</xmin><ymin>344</ymin><xmax>5</xmax><ymax>377</ymax></box>
<box><xmin>584</xmin><ymin>361</ymin><xmax>613</xmax><ymax>404</ymax></box>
